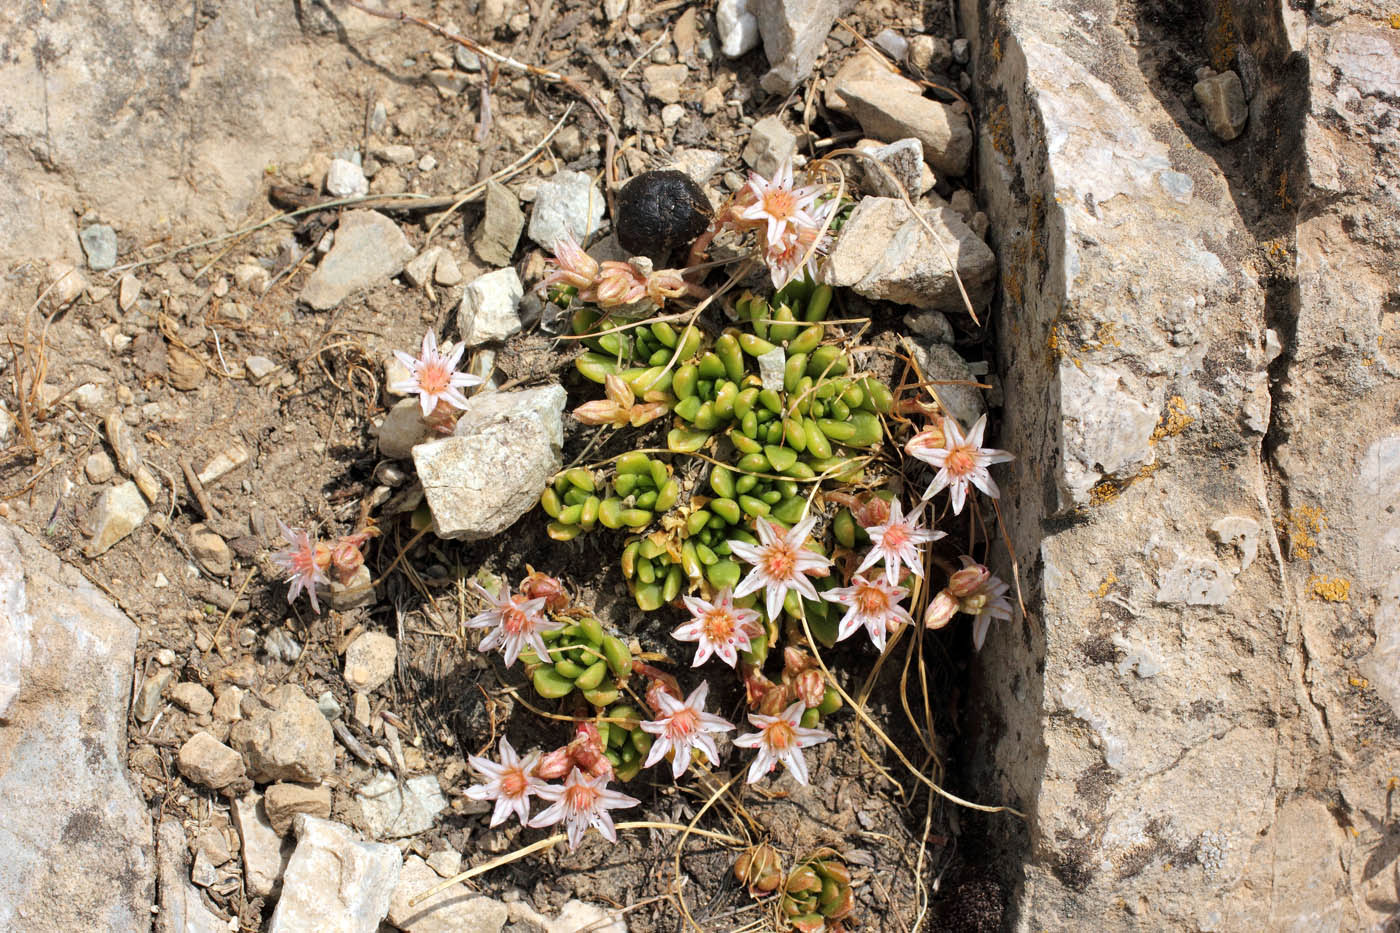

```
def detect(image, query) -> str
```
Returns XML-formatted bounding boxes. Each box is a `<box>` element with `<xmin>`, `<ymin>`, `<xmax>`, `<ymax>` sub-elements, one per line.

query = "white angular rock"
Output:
<box><xmin>753</xmin><ymin>0</ymin><xmax>840</xmax><ymax>94</ymax></box>
<box><xmin>356</xmin><ymin>772</ymin><xmax>448</xmax><ymax>839</ymax></box>
<box><xmin>80</xmin><ymin>223</ymin><xmax>118</xmax><ymax>270</ymax></box>
<box><xmin>0</xmin><ymin>521</ymin><xmax>155</xmax><ymax>930</ymax></box>
<box><xmin>300</xmin><ymin>210</ymin><xmax>416</xmax><ymax>311</ymax></box>
<box><xmin>716</xmin><ymin>0</ymin><xmax>759</xmax><ymax>58</ymax></box>
<box><xmin>229</xmin><ymin>684</ymin><xmax>336</xmax><ymax>783</ymax></box>
<box><xmin>836</xmin><ymin>78</ymin><xmax>972</xmax><ymax>176</ymax></box>
<box><xmin>666</xmin><ymin>147</ymin><xmax>726</xmax><ymax>185</ymax></box>
<box><xmin>85</xmin><ymin>479</ymin><xmax>148</xmax><ymax>556</ymax></box>
<box><xmin>231</xmin><ymin>792</ymin><xmax>294</xmax><ymax>897</ymax></box>
<box><xmin>343</xmin><ymin>631</ymin><xmax>397</xmax><ymax>693</ymax></box>
<box><xmin>856</xmin><ymin>137</ymin><xmax>925</xmax><ymax>198</ymax></box>
<box><xmin>387</xmin><ymin>855</ymin><xmax>509</xmax><ymax>933</ymax></box>
<box><xmin>741</xmin><ymin>115</ymin><xmax>797</xmax><ymax>179</ymax></box>
<box><xmin>1193</xmin><ymin>70</ymin><xmax>1248</xmax><ymax>141</ymax></box>
<box><xmin>1056</xmin><ymin>362</ymin><xmax>1161</xmax><ymax>507</ymax></box>
<box><xmin>413</xmin><ymin>386</ymin><xmax>566</xmax><ymax>540</ymax></box>
<box><xmin>907</xmin><ymin>341</ymin><xmax>985</xmax><ymax>428</ymax></box>
<box><xmin>822</xmin><ymin>197</ymin><xmax>995</xmax><ymax>312</ymax></box>
<box><xmin>457</xmin><ymin>267</ymin><xmax>524</xmax><ymax>347</ymax></box>
<box><xmin>326</xmin><ymin>158</ymin><xmax>370</xmax><ymax>198</ymax></box>
<box><xmin>170</xmin><ymin>681</ymin><xmax>215</xmax><ymax>716</ymax></box>
<box><xmin>404</xmin><ymin>245</ymin><xmax>445</xmax><ymax>287</ymax></box>
<box><xmin>268</xmin><ymin>816</ymin><xmax>401</xmax><ymax>933</ymax></box>
<box><xmin>472</xmin><ymin>181</ymin><xmax>525</xmax><ymax>267</ymax></box>
<box><xmin>178</xmin><ymin>731</ymin><xmax>247</xmax><ymax>790</ymax></box>
<box><xmin>155</xmin><ymin>820</ymin><xmax>227</xmax><ymax>933</ymax></box>
<box><xmin>378</xmin><ymin>397</ymin><xmax>433</xmax><ymax>459</ymax></box>
<box><xmin>525</xmin><ymin>170</ymin><xmax>605</xmax><ymax>250</ymax></box>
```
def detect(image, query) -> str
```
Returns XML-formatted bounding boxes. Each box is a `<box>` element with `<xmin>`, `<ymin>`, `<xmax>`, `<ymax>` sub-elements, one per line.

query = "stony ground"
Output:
<box><xmin>4</xmin><ymin>0</ymin><xmax>1398</xmax><ymax>932</ymax></box>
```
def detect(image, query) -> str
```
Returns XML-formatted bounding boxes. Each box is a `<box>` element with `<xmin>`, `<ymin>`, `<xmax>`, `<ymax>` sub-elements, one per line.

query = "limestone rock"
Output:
<box><xmin>1193</xmin><ymin>70</ymin><xmax>1248</xmax><ymax>141</ymax></box>
<box><xmin>356</xmin><ymin>772</ymin><xmax>449</xmax><ymax>839</ymax></box>
<box><xmin>414</xmin><ymin>386</ymin><xmax>566</xmax><ymax>540</ymax></box>
<box><xmin>642</xmin><ymin>63</ymin><xmax>688</xmax><ymax>104</ymax></box>
<box><xmin>457</xmin><ymin>267</ymin><xmax>524</xmax><ymax>347</ymax></box>
<box><xmin>170</xmin><ymin>681</ymin><xmax>215</xmax><ymax>716</ymax></box>
<box><xmin>716</xmin><ymin>0</ymin><xmax>760</xmax><ymax>58</ymax></box>
<box><xmin>231</xmin><ymin>792</ymin><xmax>294</xmax><ymax>897</ymax></box>
<box><xmin>343</xmin><ymin>631</ymin><xmax>397</xmax><ymax>693</ymax></box>
<box><xmin>907</xmin><ymin>341</ymin><xmax>985</xmax><ymax>428</ymax></box>
<box><xmin>85</xmin><ymin>480</ymin><xmax>148</xmax><ymax>556</ymax></box>
<box><xmin>0</xmin><ymin>520</ymin><xmax>155</xmax><ymax>930</ymax></box>
<box><xmin>378</xmin><ymin>397</ymin><xmax>433</xmax><ymax>460</ymax></box>
<box><xmin>178</xmin><ymin>731</ymin><xmax>247</xmax><ymax>790</ymax></box>
<box><xmin>80</xmin><ymin>224</ymin><xmax>118</xmax><ymax>270</ymax></box>
<box><xmin>525</xmin><ymin>170</ymin><xmax>605</xmax><ymax>250</ymax></box>
<box><xmin>155</xmin><ymin>820</ymin><xmax>226</xmax><ymax>933</ymax></box>
<box><xmin>752</xmin><ymin>0</ymin><xmax>839</xmax><ymax>94</ymax></box>
<box><xmin>229</xmin><ymin>684</ymin><xmax>336</xmax><ymax>783</ymax></box>
<box><xmin>264</xmin><ymin>782</ymin><xmax>333</xmax><ymax>836</ymax></box>
<box><xmin>741</xmin><ymin>115</ymin><xmax>796</xmax><ymax>178</ymax></box>
<box><xmin>825</xmin><ymin>48</ymin><xmax>917</xmax><ymax>117</ymax></box>
<box><xmin>388</xmin><ymin>855</ymin><xmax>508</xmax><ymax>933</ymax></box>
<box><xmin>268</xmin><ymin>816</ymin><xmax>400</xmax><ymax>933</ymax></box>
<box><xmin>472</xmin><ymin>181</ymin><xmax>524</xmax><ymax>266</ymax></box>
<box><xmin>300</xmin><ymin>210</ymin><xmax>416</xmax><ymax>310</ymax></box>
<box><xmin>856</xmin><ymin>137</ymin><xmax>925</xmax><ymax>198</ymax></box>
<box><xmin>836</xmin><ymin>78</ymin><xmax>972</xmax><ymax>176</ymax></box>
<box><xmin>822</xmin><ymin>197</ymin><xmax>995</xmax><ymax>312</ymax></box>
<box><xmin>326</xmin><ymin>157</ymin><xmax>369</xmax><ymax>197</ymax></box>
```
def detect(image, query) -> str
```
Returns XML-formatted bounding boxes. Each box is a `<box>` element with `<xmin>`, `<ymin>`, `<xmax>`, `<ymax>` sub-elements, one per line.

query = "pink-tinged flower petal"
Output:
<box><xmin>271</xmin><ymin>521</ymin><xmax>328</xmax><ymax>613</ymax></box>
<box><xmin>859</xmin><ymin>498</ymin><xmax>946</xmax><ymax>587</ymax></box>
<box><xmin>911</xmin><ymin>415</ymin><xmax>1013</xmax><ymax>515</ymax></box>
<box><xmin>639</xmin><ymin>681</ymin><xmax>734</xmax><ymax>780</ymax></box>
<box><xmin>394</xmin><ymin>330</ymin><xmax>484</xmax><ymax>417</ymax></box>
<box><xmin>467</xmin><ymin>584</ymin><xmax>561</xmax><ymax>668</ymax></box>
<box><xmin>464</xmin><ymin>737</ymin><xmax>551</xmax><ymax>828</ymax></box>
<box><xmin>734</xmin><ymin>701</ymin><xmax>830</xmax><ymax>785</ymax></box>
<box><xmin>672</xmin><ymin>589</ymin><xmax>759</xmax><ymax>669</ymax></box>
<box><xmin>528</xmin><ymin>768</ymin><xmax>640</xmax><ymax>851</ymax></box>
<box><xmin>729</xmin><ymin>518</ymin><xmax>830</xmax><ymax>623</ymax></box>
<box><xmin>824</xmin><ymin>574</ymin><xmax>913</xmax><ymax>652</ymax></box>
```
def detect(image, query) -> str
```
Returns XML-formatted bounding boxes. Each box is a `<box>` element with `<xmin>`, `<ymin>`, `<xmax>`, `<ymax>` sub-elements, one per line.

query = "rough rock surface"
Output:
<box><xmin>823</xmin><ymin>196</ymin><xmax>996</xmax><ymax>312</ymax></box>
<box><xmin>267</xmin><ymin>816</ymin><xmax>401</xmax><ymax>933</ymax></box>
<box><xmin>838</xmin><ymin>79</ymin><xmax>973</xmax><ymax>177</ymax></box>
<box><xmin>231</xmin><ymin>792</ymin><xmax>294</xmax><ymax>897</ymax></box>
<box><xmin>457</xmin><ymin>268</ymin><xmax>524</xmax><ymax>347</ymax></box>
<box><xmin>960</xmin><ymin>0</ymin><xmax>1400</xmax><ymax>928</ymax></box>
<box><xmin>752</xmin><ymin>0</ymin><xmax>840</xmax><ymax>94</ymax></box>
<box><xmin>229</xmin><ymin>684</ymin><xmax>336</xmax><ymax>783</ymax></box>
<box><xmin>525</xmin><ymin>170</ymin><xmax>605</xmax><ymax>249</ymax></box>
<box><xmin>414</xmin><ymin>385</ymin><xmax>566</xmax><ymax>540</ymax></box>
<box><xmin>0</xmin><ymin>520</ymin><xmax>155</xmax><ymax>931</ymax></box>
<box><xmin>155</xmin><ymin>819</ymin><xmax>227</xmax><ymax>933</ymax></box>
<box><xmin>300</xmin><ymin>210</ymin><xmax>416</xmax><ymax>310</ymax></box>
<box><xmin>356</xmin><ymin>772</ymin><xmax>449</xmax><ymax>839</ymax></box>
<box><xmin>387</xmin><ymin>854</ymin><xmax>509</xmax><ymax>933</ymax></box>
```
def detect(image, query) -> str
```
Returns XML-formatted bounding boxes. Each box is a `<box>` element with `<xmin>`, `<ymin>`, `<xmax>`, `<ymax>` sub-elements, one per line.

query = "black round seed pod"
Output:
<box><xmin>614</xmin><ymin>170</ymin><xmax>713</xmax><ymax>261</ymax></box>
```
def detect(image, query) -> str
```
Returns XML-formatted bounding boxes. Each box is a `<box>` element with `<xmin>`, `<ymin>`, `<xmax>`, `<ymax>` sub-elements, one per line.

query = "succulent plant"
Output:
<box><xmin>597</xmin><ymin>703</ymin><xmax>653</xmax><ymax>781</ymax></box>
<box><xmin>519</xmin><ymin>616</ymin><xmax>634</xmax><ymax>707</ymax></box>
<box><xmin>780</xmin><ymin>848</ymin><xmax>855</xmax><ymax>932</ymax></box>
<box><xmin>733</xmin><ymin>842</ymin><xmax>784</xmax><ymax>896</ymax></box>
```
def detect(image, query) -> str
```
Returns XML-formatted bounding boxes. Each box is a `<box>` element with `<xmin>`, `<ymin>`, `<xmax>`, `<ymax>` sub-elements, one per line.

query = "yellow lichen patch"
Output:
<box><xmin>1089</xmin><ymin>480</ymin><xmax>1120</xmax><ymax>506</ymax></box>
<box><xmin>1349</xmin><ymin>675</ymin><xmax>1370</xmax><ymax>689</ymax></box>
<box><xmin>1094</xmin><ymin>572</ymin><xmax>1118</xmax><ymax>597</ymax></box>
<box><xmin>1309</xmin><ymin>574</ymin><xmax>1351</xmax><ymax>602</ymax></box>
<box><xmin>1209</xmin><ymin>4</ymin><xmax>1238</xmax><ymax>71</ymax></box>
<box><xmin>1390</xmin><ymin>13</ymin><xmax>1400</xmax><ymax>28</ymax></box>
<box><xmin>989</xmin><ymin>104</ymin><xmax>1014</xmax><ymax>164</ymax></box>
<box><xmin>1277</xmin><ymin>505</ymin><xmax>1326</xmax><ymax>560</ymax></box>
<box><xmin>1150</xmin><ymin>396</ymin><xmax>1195</xmax><ymax>443</ymax></box>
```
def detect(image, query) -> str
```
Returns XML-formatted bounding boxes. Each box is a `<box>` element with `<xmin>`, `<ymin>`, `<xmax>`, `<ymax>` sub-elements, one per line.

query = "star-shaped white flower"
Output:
<box><xmin>529</xmin><ymin>767</ymin><xmax>640</xmax><ymax>850</ymax></box>
<box><xmin>907</xmin><ymin>415</ymin><xmax>1014</xmax><ymax>514</ymax></box>
<box><xmin>732</xmin><ymin>701</ymin><xmax>831</xmax><ymax>785</ymax></box>
<box><xmin>466</xmin><ymin>583</ymin><xmax>562</xmax><ymax>667</ymax></box>
<box><xmin>639</xmin><ymin>681</ymin><xmax>735</xmax><ymax>780</ymax></box>
<box><xmin>464</xmin><ymin>737</ymin><xmax>550</xmax><ymax>827</ymax></box>
<box><xmin>738</xmin><ymin>157</ymin><xmax>820</xmax><ymax>247</ymax></box>
<box><xmin>270</xmin><ymin>521</ymin><xmax>328</xmax><ymax>613</ymax></box>
<box><xmin>823</xmin><ymin>573</ymin><xmax>914</xmax><ymax>652</ymax></box>
<box><xmin>673</xmin><ymin>587</ymin><xmax>762</xmax><ymax>668</ymax></box>
<box><xmin>762</xmin><ymin>197</ymin><xmax>835</xmax><ymax>289</ymax></box>
<box><xmin>391</xmin><ymin>330</ymin><xmax>483</xmax><ymax>417</ymax></box>
<box><xmin>855</xmin><ymin>498</ymin><xmax>945</xmax><ymax>587</ymax></box>
<box><xmin>729</xmin><ymin>517</ymin><xmax>831</xmax><ymax>622</ymax></box>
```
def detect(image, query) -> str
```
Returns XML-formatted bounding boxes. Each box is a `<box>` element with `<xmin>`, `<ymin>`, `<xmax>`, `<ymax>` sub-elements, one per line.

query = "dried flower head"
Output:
<box><xmin>391</xmin><ymin>330</ymin><xmax>483</xmax><ymax>417</ymax></box>
<box><xmin>529</xmin><ymin>767</ymin><xmax>640</xmax><ymax>850</ymax></box>
<box><xmin>674</xmin><ymin>587</ymin><xmax>762</xmax><ymax>668</ymax></box>
<box><xmin>271</xmin><ymin>521</ymin><xmax>329</xmax><ymax>613</ymax></box>
<box><xmin>639</xmin><ymin>681</ymin><xmax>735</xmax><ymax>779</ymax></box>
<box><xmin>572</xmin><ymin>373</ymin><xmax>670</xmax><ymax>428</ymax></box>
<box><xmin>730</xmin><ymin>516</ymin><xmax>832</xmax><ymax>622</ymax></box>
<box><xmin>954</xmin><ymin>557</ymin><xmax>1014</xmax><ymax>651</ymax></box>
<box><xmin>465</xmin><ymin>737</ymin><xmax>550</xmax><ymax>827</ymax></box>
<box><xmin>540</xmin><ymin>231</ymin><xmax>601</xmax><ymax>293</ymax></box>
<box><xmin>908</xmin><ymin>414</ymin><xmax>1013</xmax><ymax>514</ymax></box>
<box><xmin>733</xmin><ymin>700</ymin><xmax>831</xmax><ymax>785</ymax></box>
<box><xmin>466</xmin><ymin>583</ymin><xmax>562</xmax><ymax>667</ymax></box>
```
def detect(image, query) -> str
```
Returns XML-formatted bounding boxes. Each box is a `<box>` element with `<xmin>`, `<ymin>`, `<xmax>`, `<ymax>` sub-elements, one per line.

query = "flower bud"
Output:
<box><xmin>905</xmin><ymin>426</ymin><xmax>946</xmax><ymax>457</ymax></box>
<box><xmin>794</xmin><ymin>670</ymin><xmax>826</xmax><ymax>709</ymax></box>
<box><xmin>923</xmin><ymin>590</ymin><xmax>958</xmax><ymax>630</ymax></box>
<box><xmin>948</xmin><ymin>561</ymin><xmax>991</xmax><ymax>598</ymax></box>
<box><xmin>520</xmin><ymin>569</ymin><xmax>569</xmax><ymax>612</ymax></box>
<box><xmin>534</xmin><ymin>747</ymin><xmax>573</xmax><ymax>780</ymax></box>
<box><xmin>960</xmin><ymin>593</ymin><xmax>989</xmax><ymax>615</ymax></box>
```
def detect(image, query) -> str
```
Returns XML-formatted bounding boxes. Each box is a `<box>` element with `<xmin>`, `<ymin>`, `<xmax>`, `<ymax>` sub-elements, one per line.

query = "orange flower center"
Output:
<box><xmin>765</xmin><ymin>720</ymin><xmax>796</xmax><ymax>750</ymax></box>
<box><xmin>762</xmin><ymin>544</ymin><xmax>797</xmax><ymax>581</ymax></box>
<box><xmin>419</xmin><ymin>361</ymin><xmax>451</xmax><ymax>395</ymax></box>
<box><xmin>763</xmin><ymin>188</ymin><xmax>797</xmax><ymax>222</ymax></box>
<box><xmin>882</xmin><ymin>524</ymin><xmax>908</xmax><ymax>549</ymax></box>
<box><xmin>502</xmin><ymin>604</ymin><xmax>530</xmax><ymax>635</ymax></box>
<box><xmin>702</xmin><ymin>608</ymin><xmax>737</xmax><ymax>643</ymax></box>
<box><xmin>500</xmin><ymin>767</ymin><xmax>528</xmax><ymax>797</ymax></box>
<box><xmin>945</xmin><ymin>446</ymin><xmax>977</xmax><ymax>477</ymax></box>
<box><xmin>564</xmin><ymin>782</ymin><xmax>599</xmax><ymax>812</ymax></box>
<box><xmin>856</xmin><ymin>585</ymin><xmax>890</xmax><ymax>615</ymax></box>
<box><xmin>667</xmin><ymin>708</ymin><xmax>699</xmax><ymax>739</ymax></box>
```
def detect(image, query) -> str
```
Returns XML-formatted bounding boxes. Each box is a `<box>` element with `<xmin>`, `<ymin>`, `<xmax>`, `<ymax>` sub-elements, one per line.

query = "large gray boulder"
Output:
<box><xmin>0</xmin><ymin>521</ymin><xmax>155</xmax><ymax>930</ymax></box>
